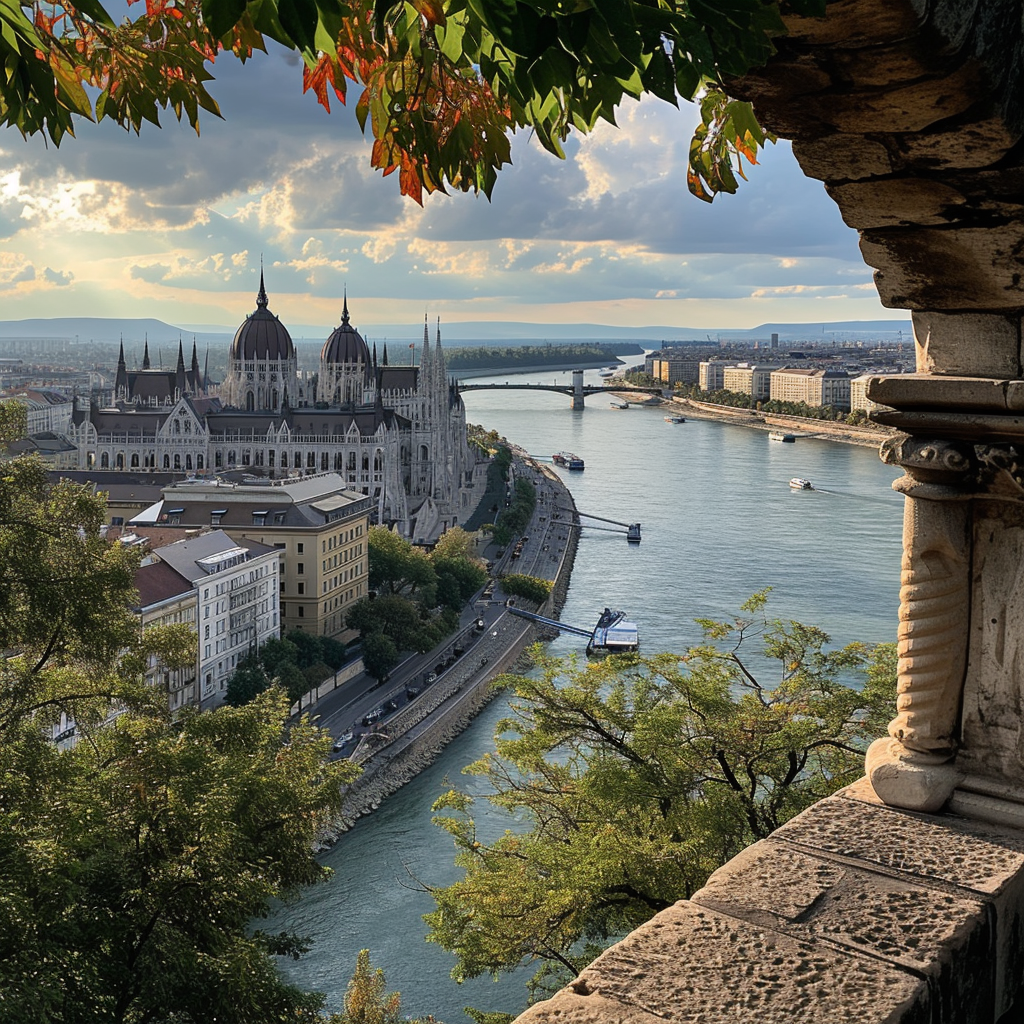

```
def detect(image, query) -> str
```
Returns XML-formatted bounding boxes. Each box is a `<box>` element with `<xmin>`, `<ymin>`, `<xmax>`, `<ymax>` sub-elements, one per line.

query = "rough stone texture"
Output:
<box><xmin>912</xmin><ymin>313</ymin><xmax>1023</xmax><ymax>379</ymax></box>
<box><xmin>513</xmin><ymin>790</ymin><xmax>1024</xmax><ymax>1024</ymax></box>
<box><xmin>826</xmin><ymin>179</ymin><xmax>968</xmax><ymax>230</ymax></box>
<box><xmin>791</xmin><ymin>135</ymin><xmax>893</xmax><ymax>181</ymax></box>
<box><xmin>860</xmin><ymin>225</ymin><xmax>1024</xmax><ymax>311</ymax></box>
<box><xmin>958</xmin><ymin>505</ymin><xmax>1024</xmax><ymax>788</ymax></box>
<box><xmin>867</xmin><ymin>373</ymin><xmax>1024</xmax><ymax>410</ymax></box>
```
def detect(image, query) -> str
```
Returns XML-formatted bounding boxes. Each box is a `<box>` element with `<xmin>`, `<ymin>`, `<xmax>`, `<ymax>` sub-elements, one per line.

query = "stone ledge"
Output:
<box><xmin>512</xmin><ymin>781</ymin><xmax>1024</xmax><ymax>1024</ymax></box>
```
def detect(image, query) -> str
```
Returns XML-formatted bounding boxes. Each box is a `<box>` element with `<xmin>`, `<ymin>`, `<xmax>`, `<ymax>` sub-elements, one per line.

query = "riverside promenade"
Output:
<box><xmin>316</xmin><ymin>454</ymin><xmax>580</xmax><ymax>840</ymax></box>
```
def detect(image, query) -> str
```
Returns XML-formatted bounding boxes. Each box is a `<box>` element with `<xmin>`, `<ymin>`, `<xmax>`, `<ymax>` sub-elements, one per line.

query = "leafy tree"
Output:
<box><xmin>368</xmin><ymin>526</ymin><xmax>438</xmax><ymax>603</ymax></box>
<box><xmin>225</xmin><ymin>650</ymin><xmax>272</xmax><ymax>706</ymax></box>
<box><xmin>426</xmin><ymin>594</ymin><xmax>897</xmax><ymax>996</ymax></box>
<box><xmin>0</xmin><ymin>452</ymin><xmax>357</xmax><ymax>1022</ymax></box>
<box><xmin>287</xmin><ymin>628</ymin><xmax>326</xmax><ymax>669</ymax></box>
<box><xmin>362</xmin><ymin>631</ymin><xmax>399</xmax><ymax>683</ymax></box>
<box><xmin>321</xmin><ymin>635</ymin><xmax>348</xmax><ymax>670</ymax></box>
<box><xmin>499</xmin><ymin>574</ymin><xmax>552</xmax><ymax>605</ymax></box>
<box><xmin>0</xmin><ymin>0</ymin><xmax>811</xmax><ymax>203</ymax></box>
<box><xmin>329</xmin><ymin>949</ymin><xmax>438</xmax><ymax>1024</ymax></box>
<box><xmin>274</xmin><ymin>659</ymin><xmax>311</xmax><ymax>703</ymax></box>
<box><xmin>435</xmin><ymin>557</ymin><xmax>488</xmax><ymax>611</ymax></box>
<box><xmin>347</xmin><ymin>594</ymin><xmax>423</xmax><ymax>649</ymax></box>
<box><xmin>259</xmin><ymin>635</ymin><xmax>301</xmax><ymax>676</ymax></box>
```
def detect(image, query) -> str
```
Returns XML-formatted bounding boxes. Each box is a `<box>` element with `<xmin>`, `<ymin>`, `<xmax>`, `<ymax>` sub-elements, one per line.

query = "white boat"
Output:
<box><xmin>664</xmin><ymin>415</ymin><xmax>686</xmax><ymax>424</ymax></box>
<box><xmin>789</xmin><ymin>477</ymin><xmax>813</xmax><ymax>490</ymax></box>
<box><xmin>769</xmin><ymin>431</ymin><xmax>796</xmax><ymax>442</ymax></box>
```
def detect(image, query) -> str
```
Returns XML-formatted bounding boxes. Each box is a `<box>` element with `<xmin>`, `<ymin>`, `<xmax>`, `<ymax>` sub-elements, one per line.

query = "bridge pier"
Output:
<box><xmin>571</xmin><ymin>369</ymin><xmax>584</xmax><ymax>410</ymax></box>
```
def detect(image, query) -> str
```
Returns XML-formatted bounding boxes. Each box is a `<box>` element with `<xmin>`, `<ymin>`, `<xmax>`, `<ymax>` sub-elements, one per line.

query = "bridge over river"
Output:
<box><xmin>457</xmin><ymin>368</ymin><xmax>662</xmax><ymax>409</ymax></box>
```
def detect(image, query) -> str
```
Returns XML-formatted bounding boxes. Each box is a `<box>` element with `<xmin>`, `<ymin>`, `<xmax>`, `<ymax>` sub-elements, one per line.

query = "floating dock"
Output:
<box><xmin>508</xmin><ymin>606</ymin><xmax>639</xmax><ymax>654</ymax></box>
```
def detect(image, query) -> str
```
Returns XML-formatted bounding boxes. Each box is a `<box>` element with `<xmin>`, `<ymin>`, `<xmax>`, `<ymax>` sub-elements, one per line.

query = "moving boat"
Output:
<box><xmin>553</xmin><ymin>452</ymin><xmax>585</xmax><ymax>470</ymax></box>
<box><xmin>769</xmin><ymin>430</ymin><xmax>796</xmax><ymax>442</ymax></box>
<box><xmin>789</xmin><ymin>477</ymin><xmax>813</xmax><ymax>490</ymax></box>
<box><xmin>611</xmin><ymin>401</ymin><xmax>629</xmax><ymax>410</ymax></box>
<box><xmin>664</xmin><ymin>415</ymin><xmax>686</xmax><ymax>424</ymax></box>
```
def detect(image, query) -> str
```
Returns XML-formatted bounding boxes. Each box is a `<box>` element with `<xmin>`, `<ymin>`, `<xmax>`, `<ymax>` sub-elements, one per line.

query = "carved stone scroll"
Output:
<box><xmin>866</xmin><ymin>437</ymin><xmax>973</xmax><ymax>812</ymax></box>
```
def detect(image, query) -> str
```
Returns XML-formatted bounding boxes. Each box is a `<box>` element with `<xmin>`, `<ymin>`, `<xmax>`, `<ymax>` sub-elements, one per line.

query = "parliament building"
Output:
<box><xmin>68</xmin><ymin>277</ymin><xmax>475</xmax><ymax>542</ymax></box>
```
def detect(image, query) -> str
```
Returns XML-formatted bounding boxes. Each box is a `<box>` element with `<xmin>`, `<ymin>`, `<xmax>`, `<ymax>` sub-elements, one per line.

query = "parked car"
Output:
<box><xmin>332</xmin><ymin>731</ymin><xmax>354</xmax><ymax>752</ymax></box>
<box><xmin>361</xmin><ymin>707</ymin><xmax>384</xmax><ymax>726</ymax></box>
<box><xmin>384</xmin><ymin>699</ymin><xmax>399</xmax><ymax>712</ymax></box>
<box><xmin>425</xmin><ymin>673</ymin><xmax>437</xmax><ymax>684</ymax></box>
<box><xmin>474</xmin><ymin>618</ymin><xmax>486</xmax><ymax>631</ymax></box>
<box><xmin>406</xmin><ymin>686</ymin><xmax>422</xmax><ymax>699</ymax></box>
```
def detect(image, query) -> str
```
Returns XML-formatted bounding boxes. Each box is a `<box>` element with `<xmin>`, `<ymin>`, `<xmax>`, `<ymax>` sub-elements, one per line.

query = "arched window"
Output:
<box><xmin>163</xmin><ymin>454</ymin><xmax>170</xmax><ymax>469</ymax></box>
<box><xmin>215</xmin><ymin>451</ymin><xmax>223</xmax><ymax>468</ymax></box>
<box><xmin>186</xmin><ymin>454</ymin><xmax>193</xmax><ymax>470</ymax></box>
<box><xmin>419</xmin><ymin>444</ymin><xmax>429</xmax><ymax>462</ymax></box>
<box><xmin>242</xmin><ymin>449</ymin><xmax>251</xmax><ymax>466</ymax></box>
<box><xmin>347</xmin><ymin>452</ymin><xmax>356</xmax><ymax>471</ymax></box>
<box><xmin>373</xmin><ymin>452</ymin><xmax>382</xmax><ymax>472</ymax></box>
<box><xmin>362</xmin><ymin>454</ymin><xmax>369</xmax><ymax>472</ymax></box>
<box><xmin>228</xmin><ymin>450</ymin><xmax>236</xmax><ymax>466</ymax></box>
<box><xmin>130</xmin><ymin>453</ymin><xmax>139</xmax><ymax>468</ymax></box>
<box><xmin>269</xmin><ymin>450</ymin><xmax>276</xmax><ymax>468</ymax></box>
<box><xmin>87</xmin><ymin>452</ymin><xmax>95</xmax><ymax>467</ymax></box>
<box><xmin>174</xmin><ymin>454</ymin><xmax>181</xmax><ymax>470</ymax></box>
<box><xmin>272</xmin><ymin>389</ymin><xmax>279</xmax><ymax>408</ymax></box>
<box><xmin>334</xmin><ymin>452</ymin><xmax>343</xmax><ymax>471</ymax></box>
<box><xmin>246</xmin><ymin>392</ymin><xmax>255</xmax><ymax>412</ymax></box>
<box><xmin>294</xmin><ymin>452</ymin><xmax>302</xmax><ymax>469</ymax></box>
<box><xmin>100</xmin><ymin>452</ymin><xmax>109</xmax><ymax>468</ymax></box>
<box><xmin>307</xmin><ymin>451</ymin><xmax>316</xmax><ymax>468</ymax></box>
<box><xmin>197</xmin><ymin>455</ymin><xmax>204</xmax><ymax>470</ymax></box>
<box><xmin>321</xmin><ymin>452</ymin><xmax>329</xmax><ymax>471</ymax></box>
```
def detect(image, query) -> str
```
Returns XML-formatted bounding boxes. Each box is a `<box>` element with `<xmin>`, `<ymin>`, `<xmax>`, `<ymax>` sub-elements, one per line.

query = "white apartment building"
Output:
<box><xmin>146</xmin><ymin>530</ymin><xmax>281</xmax><ymax>709</ymax></box>
<box><xmin>699</xmin><ymin>361</ymin><xmax>729</xmax><ymax>392</ymax></box>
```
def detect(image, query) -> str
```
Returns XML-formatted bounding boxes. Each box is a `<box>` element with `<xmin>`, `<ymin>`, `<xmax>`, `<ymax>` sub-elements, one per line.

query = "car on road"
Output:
<box><xmin>474</xmin><ymin>618</ymin><xmax>486</xmax><ymax>631</ymax></box>
<box><xmin>425</xmin><ymin>673</ymin><xmax>437</xmax><ymax>684</ymax></box>
<box><xmin>332</xmin><ymin>731</ymin><xmax>354</xmax><ymax>752</ymax></box>
<box><xmin>384</xmin><ymin>699</ymin><xmax>399</xmax><ymax>712</ymax></box>
<box><xmin>361</xmin><ymin>707</ymin><xmax>384</xmax><ymax>726</ymax></box>
<box><xmin>406</xmin><ymin>686</ymin><xmax>421</xmax><ymax>699</ymax></box>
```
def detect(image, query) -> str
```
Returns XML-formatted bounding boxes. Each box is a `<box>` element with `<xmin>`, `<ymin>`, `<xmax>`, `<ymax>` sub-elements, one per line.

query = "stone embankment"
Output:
<box><xmin>653</xmin><ymin>393</ymin><xmax>896</xmax><ymax>450</ymax></box>
<box><xmin>320</xmin><ymin>461</ymin><xmax>580</xmax><ymax>842</ymax></box>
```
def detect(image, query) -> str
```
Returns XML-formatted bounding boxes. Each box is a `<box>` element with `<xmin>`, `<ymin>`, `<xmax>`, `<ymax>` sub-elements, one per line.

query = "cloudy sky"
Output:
<box><xmin>0</xmin><ymin>43</ymin><xmax>894</xmax><ymax>335</ymax></box>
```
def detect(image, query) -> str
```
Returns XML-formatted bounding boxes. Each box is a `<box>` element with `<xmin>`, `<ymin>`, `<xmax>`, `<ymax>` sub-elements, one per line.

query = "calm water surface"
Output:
<box><xmin>265</xmin><ymin>365</ymin><xmax>905</xmax><ymax>1020</ymax></box>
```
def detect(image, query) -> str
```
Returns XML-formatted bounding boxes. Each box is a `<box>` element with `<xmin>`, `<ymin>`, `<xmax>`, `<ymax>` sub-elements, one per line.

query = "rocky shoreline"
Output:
<box><xmin>317</xmin><ymin>460</ymin><xmax>580</xmax><ymax>844</ymax></box>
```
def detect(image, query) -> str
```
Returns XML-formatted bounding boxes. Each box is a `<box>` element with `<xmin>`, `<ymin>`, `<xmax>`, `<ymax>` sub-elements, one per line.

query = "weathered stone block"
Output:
<box><xmin>912</xmin><ymin>311</ymin><xmax>1022</xmax><ymax>378</ymax></box>
<box><xmin>792</xmin><ymin>135</ymin><xmax>894</xmax><ymax>181</ymax></box>
<box><xmin>860</xmin><ymin>225</ymin><xmax>1024</xmax><ymax>310</ymax></box>
<box><xmin>827</xmin><ymin>179</ymin><xmax>968</xmax><ymax>229</ymax></box>
<box><xmin>896</xmin><ymin>116</ymin><xmax>1020</xmax><ymax>170</ymax></box>
<box><xmin>519</xmin><ymin>901</ymin><xmax>929</xmax><ymax>1024</ymax></box>
<box><xmin>866</xmin><ymin>372</ymin><xmax>1024</xmax><ymax>408</ymax></box>
<box><xmin>782</xmin><ymin>0</ymin><xmax>925</xmax><ymax>46</ymax></box>
<box><xmin>804</xmin><ymin>62</ymin><xmax>984</xmax><ymax>133</ymax></box>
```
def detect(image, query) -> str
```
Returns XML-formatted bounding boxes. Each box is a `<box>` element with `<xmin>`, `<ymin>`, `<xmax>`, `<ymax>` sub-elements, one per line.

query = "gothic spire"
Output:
<box><xmin>190</xmin><ymin>339</ymin><xmax>200</xmax><ymax>393</ymax></box>
<box><xmin>175</xmin><ymin>340</ymin><xmax>186</xmax><ymax>394</ymax></box>
<box><xmin>115</xmin><ymin>338</ymin><xmax>128</xmax><ymax>395</ymax></box>
<box><xmin>342</xmin><ymin>287</ymin><xmax>350</xmax><ymax>325</ymax></box>
<box><xmin>142</xmin><ymin>338</ymin><xmax>151</xmax><ymax>370</ymax></box>
<box><xmin>256</xmin><ymin>266</ymin><xmax>268</xmax><ymax>309</ymax></box>
<box><xmin>372</xmin><ymin>341</ymin><xmax>378</xmax><ymax>368</ymax></box>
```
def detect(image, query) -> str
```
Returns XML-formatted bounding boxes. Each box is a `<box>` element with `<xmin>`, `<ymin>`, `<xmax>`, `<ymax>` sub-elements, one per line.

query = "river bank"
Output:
<box><xmin>615</xmin><ymin>389</ymin><xmax>896</xmax><ymax>450</ymax></box>
<box><xmin>319</xmin><ymin>457</ymin><xmax>579</xmax><ymax>841</ymax></box>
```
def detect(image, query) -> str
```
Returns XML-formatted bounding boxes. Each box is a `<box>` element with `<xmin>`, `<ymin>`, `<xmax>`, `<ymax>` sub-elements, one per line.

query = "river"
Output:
<box><xmin>262</xmin><ymin>365</ymin><xmax>905</xmax><ymax>1021</ymax></box>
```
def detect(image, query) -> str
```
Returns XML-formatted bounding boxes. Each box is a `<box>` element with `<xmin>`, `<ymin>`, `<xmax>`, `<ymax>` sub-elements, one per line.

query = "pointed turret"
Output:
<box><xmin>372</xmin><ymin>341</ymin><xmax>378</xmax><ymax>368</ymax></box>
<box><xmin>341</xmin><ymin>288</ymin><xmax>350</xmax><ymax>325</ymax></box>
<box><xmin>190</xmin><ymin>340</ymin><xmax>201</xmax><ymax>394</ymax></box>
<box><xmin>115</xmin><ymin>338</ymin><xmax>128</xmax><ymax>395</ymax></box>
<box><xmin>175</xmin><ymin>340</ymin><xmax>186</xmax><ymax>395</ymax></box>
<box><xmin>142</xmin><ymin>338</ymin><xmax>151</xmax><ymax>370</ymax></box>
<box><xmin>256</xmin><ymin>268</ymin><xmax>269</xmax><ymax>309</ymax></box>
<box><xmin>203</xmin><ymin>348</ymin><xmax>210</xmax><ymax>390</ymax></box>
<box><xmin>382</xmin><ymin>343</ymin><xmax>389</xmax><ymax>367</ymax></box>
<box><xmin>419</xmin><ymin>314</ymin><xmax>433</xmax><ymax>391</ymax></box>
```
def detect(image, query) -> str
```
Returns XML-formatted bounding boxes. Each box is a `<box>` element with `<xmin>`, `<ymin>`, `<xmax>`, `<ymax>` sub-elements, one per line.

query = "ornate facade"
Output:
<box><xmin>70</xmin><ymin>278</ymin><xmax>474</xmax><ymax>541</ymax></box>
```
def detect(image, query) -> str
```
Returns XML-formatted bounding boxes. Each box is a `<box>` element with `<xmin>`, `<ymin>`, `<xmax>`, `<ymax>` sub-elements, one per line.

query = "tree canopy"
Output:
<box><xmin>426</xmin><ymin>593</ymin><xmax>896</xmax><ymax>999</ymax></box>
<box><xmin>0</xmin><ymin>449</ymin><xmax>358</xmax><ymax>1021</ymax></box>
<box><xmin>3</xmin><ymin>0</ymin><xmax>823</xmax><ymax>202</ymax></box>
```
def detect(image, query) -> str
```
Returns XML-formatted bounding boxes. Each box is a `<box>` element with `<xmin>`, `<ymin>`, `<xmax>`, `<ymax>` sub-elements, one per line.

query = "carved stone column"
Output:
<box><xmin>865</xmin><ymin>379</ymin><xmax>1024</xmax><ymax>821</ymax></box>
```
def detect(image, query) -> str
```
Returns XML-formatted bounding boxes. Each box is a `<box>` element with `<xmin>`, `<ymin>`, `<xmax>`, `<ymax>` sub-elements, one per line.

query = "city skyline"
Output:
<box><xmin>0</xmin><ymin>44</ymin><xmax>892</xmax><ymax>333</ymax></box>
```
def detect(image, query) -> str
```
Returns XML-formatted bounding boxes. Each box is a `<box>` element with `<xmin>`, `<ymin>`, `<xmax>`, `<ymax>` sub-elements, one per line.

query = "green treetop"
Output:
<box><xmin>2</xmin><ymin>0</ymin><xmax>822</xmax><ymax>202</ymax></box>
<box><xmin>426</xmin><ymin>593</ymin><xmax>896</xmax><ymax>998</ymax></box>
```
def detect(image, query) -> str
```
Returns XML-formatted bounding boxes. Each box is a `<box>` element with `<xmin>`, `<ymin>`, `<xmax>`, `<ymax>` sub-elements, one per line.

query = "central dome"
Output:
<box><xmin>321</xmin><ymin>296</ymin><xmax>371</xmax><ymax>367</ymax></box>
<box><xmin>229</xmin><ymin>273</ymin><xmax>295</xmax><ymax>362</ymax></box>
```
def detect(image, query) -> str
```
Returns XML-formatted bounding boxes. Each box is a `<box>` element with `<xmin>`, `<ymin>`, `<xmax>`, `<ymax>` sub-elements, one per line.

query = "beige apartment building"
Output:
<box><xmin>651</xmin><ymin>356</ymin><xmax>701</xmax><ymax>386</ymax></box>
<box><xmin>770</xmin><ymin>368</ymin><xmax>852</xmax><ymax>410</ymax></box>
<box><xmin>130</xmin><ymin>473</ymin><xmax>373</xmax><ymax>639</ymax></box>
<box><xmin>722</xmin><ymin>364</ymin><xmax>778</xmax><ymax>400</ymax></box>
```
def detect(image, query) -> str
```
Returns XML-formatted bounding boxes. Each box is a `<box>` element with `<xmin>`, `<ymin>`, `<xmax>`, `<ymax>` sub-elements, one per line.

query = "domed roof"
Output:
<box><xmin>321</xmin><ymin>295</ymin><xmax>372</xmax><ymax>367</ymax></box>
<box><xmin>229</xmin><ymin>273</ymin><xmax>295</xmax><ymax>362</ymax></box>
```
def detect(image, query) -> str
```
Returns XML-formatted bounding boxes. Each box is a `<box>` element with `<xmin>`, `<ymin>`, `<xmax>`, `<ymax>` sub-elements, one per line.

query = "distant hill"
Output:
<box><xmin>0</xmin><ymin>316</ymin><xmax>912</xmax><ymax>347</ymax></box>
